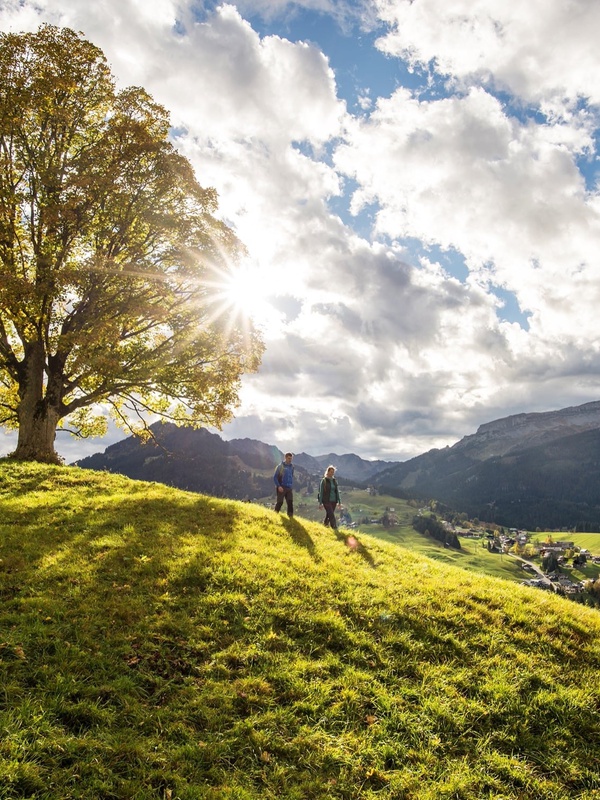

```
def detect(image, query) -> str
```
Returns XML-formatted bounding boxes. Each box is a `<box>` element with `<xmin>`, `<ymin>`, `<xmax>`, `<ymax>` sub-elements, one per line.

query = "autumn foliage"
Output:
<box><xmin>0</xmin><ymin>25</ymin><xmax>262</xmax><ymax>462</ymax></box>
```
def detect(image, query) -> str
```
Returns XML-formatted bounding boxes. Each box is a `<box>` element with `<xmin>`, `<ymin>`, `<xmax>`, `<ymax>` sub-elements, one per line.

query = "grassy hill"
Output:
<box><xmin>1</xmin><ymin>463</ymin><xmax>600</xmax><ymax>800</ymax></box>
<box><xmin>276</xmin><ymin>488</ymin><xmax>533</xmax><ymax>583</ymax></box>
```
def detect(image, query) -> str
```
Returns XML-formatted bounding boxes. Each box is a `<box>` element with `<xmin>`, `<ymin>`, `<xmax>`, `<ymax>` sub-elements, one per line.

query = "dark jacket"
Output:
<box><xmin>318</xmin><ymin>477</ymin><xmax>340</xmax><ymax>505</ymax></box>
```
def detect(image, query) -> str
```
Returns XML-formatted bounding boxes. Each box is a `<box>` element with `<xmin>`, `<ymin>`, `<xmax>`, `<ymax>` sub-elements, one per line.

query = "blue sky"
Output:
<box><xmin>1</xmin><ymin>0</ymin><xmax>600</xmax><ymax>463</ymax></box>
<box><xmin>244</xmin><ymin>5</ymin><xmax>413</xmax><ymax>104</ymax></box>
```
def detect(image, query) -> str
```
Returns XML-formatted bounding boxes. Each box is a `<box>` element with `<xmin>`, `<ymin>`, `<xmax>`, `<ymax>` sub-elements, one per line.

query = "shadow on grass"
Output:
<box><xmin>281</xmin><ymin>517</ymin><xmax>321</xmax><ymax>561</ymax></box>
<box><xmin>0</xmin><ymin>472</ymin><xmax>240</xmax><ymax>610</ymax></box>
<box><xmin>334</xmin><ymin>529</ymin><xmax>376</xmax><ymax>567</ymax></box>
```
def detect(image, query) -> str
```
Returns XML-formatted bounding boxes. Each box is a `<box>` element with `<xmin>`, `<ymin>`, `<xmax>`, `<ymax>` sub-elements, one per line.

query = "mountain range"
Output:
<box><xmin>76</xmin><ymin>400</ymin><xmax>600</xmax><ymax>530</ymax></box>
<box><xmin>74</xmin><ymin>421</ymin><xmax>395</xmax><ymax>498</ymax></box>
<box><xmin>375</xmin><ymin>401</ymin><xmax>600</xmax><ymax>530</ymax></box>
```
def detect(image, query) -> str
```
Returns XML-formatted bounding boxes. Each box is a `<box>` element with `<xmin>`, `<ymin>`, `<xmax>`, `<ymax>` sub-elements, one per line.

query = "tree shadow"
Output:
<box><xmin>0</xmin><ymin>470</ymin><xmax>240</xmax><ymax>607</ymax></box>
<box><xmin>281</xmin><ymin>517</ymin><xmax>321</xmax><ymax>562</ymax></box>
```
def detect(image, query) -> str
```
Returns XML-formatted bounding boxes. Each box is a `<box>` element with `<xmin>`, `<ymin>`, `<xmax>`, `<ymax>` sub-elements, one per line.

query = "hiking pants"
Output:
<box><xmin>275</xmin><ymin>488</ymin><xmax>293</xmax><ymax>517</ymax></box>
<box><xmin>322</xmin><ymin>502</ymin><xmax>338</xmax><ymax>529</ymax></box>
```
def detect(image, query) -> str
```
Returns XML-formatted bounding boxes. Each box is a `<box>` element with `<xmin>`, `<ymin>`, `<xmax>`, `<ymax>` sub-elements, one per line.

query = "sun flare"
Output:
<box><xmin>206</xmin><ymin>261</ymin><xmax>278</xmax><ymax>336</ymax></box>
<box><xmin>225</xmin><ymin>264</ymin><xmax>265</xmax><ymax>314</ymax></box>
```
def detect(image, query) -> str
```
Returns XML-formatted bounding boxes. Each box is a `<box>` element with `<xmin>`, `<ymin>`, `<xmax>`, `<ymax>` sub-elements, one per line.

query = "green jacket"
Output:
<box><xmin>318</xmin><ymin>477</ymin><xmax>340</xmax><ymax>504</ymax></box>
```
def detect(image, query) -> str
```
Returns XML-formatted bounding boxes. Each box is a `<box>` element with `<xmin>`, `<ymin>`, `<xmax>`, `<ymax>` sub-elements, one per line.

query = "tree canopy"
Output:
<box><xmin>0</xmin><ymin>25</ymin><xmax>263</xmax><ymax>462</ymax></box>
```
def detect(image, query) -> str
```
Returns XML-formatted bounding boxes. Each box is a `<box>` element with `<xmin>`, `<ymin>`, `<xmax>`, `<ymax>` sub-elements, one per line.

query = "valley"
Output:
<box><xmin>260</xmin><ymin>487</ymin><xmax>600</xmax><ymax>590</ymax></box>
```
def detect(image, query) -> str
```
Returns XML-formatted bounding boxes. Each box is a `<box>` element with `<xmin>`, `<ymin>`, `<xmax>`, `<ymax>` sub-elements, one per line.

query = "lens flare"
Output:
<box><xmin>204</xmin><ymin>260</ymin><xmax>279</xmax><ymax>338</ymax></box>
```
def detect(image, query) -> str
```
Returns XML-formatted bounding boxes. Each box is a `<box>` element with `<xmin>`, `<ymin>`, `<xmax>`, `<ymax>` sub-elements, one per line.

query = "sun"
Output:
<box><xmin>224</xmin><ymin>263</ymin><xmax>265</xmax><ymax>314</ymax></box>
<box><xmin>205</xmin><ymin>260</ymin><xmax>278</xmax><ymax>336</ymax></box>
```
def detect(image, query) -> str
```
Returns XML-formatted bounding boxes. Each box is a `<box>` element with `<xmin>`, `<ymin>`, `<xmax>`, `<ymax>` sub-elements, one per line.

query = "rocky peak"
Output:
<box><xmin>454</xmin><ymin>400</ymin><xmax>600</xmax><ymax>460</ymax></box>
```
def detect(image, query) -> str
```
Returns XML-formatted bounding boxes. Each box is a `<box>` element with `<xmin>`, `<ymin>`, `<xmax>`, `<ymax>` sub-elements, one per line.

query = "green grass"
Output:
<box><xmin>533</xmin><ymin>533</ymin><xmax>600</xmax><ymax>552</ymax></box>
<box><xmin>295</xmin><ymin>489</ymin><xmax>529</xmax><ymax>582</ymax></box>
<box><xmin>2</xmin><ymin>462</ymin><xmax>600</xmax><ymax>799</ymax></box>
<box><xmin>300</xmin><ymin>489</ymin><xmax>600</xmax><ymax>583</ymax></box>
<box><xmin>294</xmin><ymin>487</ymin><xmax>415</xmax><ymax>527</ymax></box>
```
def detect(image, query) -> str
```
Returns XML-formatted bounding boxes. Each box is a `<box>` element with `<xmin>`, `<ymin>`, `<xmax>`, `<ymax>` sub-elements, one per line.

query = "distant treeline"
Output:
<box><xmin>412</xmin><ymin>514</ymin><xmax>461</xmax><ymax>550</ymax></box>
<box><xmin>573</xmin><ymin>521</ymin><xmax>600</xmax><ymax>532</ymax></box>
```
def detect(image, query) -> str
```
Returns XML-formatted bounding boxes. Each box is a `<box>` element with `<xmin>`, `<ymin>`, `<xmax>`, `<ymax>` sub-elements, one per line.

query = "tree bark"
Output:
<box><xmin>12</xmin><ymin>341</ymin><xmax>62</xmax><ymax>463</ymax></box>
<box><xmin>13</xmin><ymin>407</ymin><xmax>61</xmax><ymax>463</ymax></box>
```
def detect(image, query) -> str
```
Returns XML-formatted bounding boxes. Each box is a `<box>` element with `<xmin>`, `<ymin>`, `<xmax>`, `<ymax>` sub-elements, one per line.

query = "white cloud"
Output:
<box><xmin>334</xmin><ymin>85</ymin><xmax>600</xmax><ymax>359</ymax></box>
<box><xmin>373</xmin><ymin>0</ymin><xmax>600</xmax><ymax>109</ymax></box>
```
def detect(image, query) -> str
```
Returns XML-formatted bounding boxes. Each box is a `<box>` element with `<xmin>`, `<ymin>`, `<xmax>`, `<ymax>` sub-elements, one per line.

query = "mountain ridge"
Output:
<box><xmin>76</xmin><ymin>400</ymin><xmax>600</xmax><ymax>528</ymax></box>
<box><xmin>375</xmin><ymin>400</ymin><xmax>600</xmax><ymax>528</ymax></box>
<box><xmin>75</xmin><ymin>421</ymin><xmax>394</xmax><ymax>491</ymax></box>
<box><xmin>455</xmin><ymin>400</ymin><xmax>600</xmax><ymax>459</ymax></box>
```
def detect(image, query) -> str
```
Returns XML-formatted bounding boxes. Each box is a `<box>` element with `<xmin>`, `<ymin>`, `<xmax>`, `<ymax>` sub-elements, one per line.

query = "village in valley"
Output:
<box><xmin>453</xmin><ymin>525</ymin><xmax>600</xmax><ymax>596</ymax></box>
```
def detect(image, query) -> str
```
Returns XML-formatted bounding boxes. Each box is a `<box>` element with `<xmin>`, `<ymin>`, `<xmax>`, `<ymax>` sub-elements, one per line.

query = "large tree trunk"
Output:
<box><xmin>13</xmin><ymin>405</ymin><xmax>61</xmax><ymax>463</ymax></box>
<box><xmin>12</xmin><ymin>341</ymin><xmax>62</xmax><ymax>463</ymax></box>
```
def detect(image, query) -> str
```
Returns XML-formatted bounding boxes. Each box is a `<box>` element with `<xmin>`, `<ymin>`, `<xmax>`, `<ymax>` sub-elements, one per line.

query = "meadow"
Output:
<box><xmin>1</xmin><ymin>462</ymin><xmax>600</xmax><ymax>799</ymax></box>
<box><xmin>296</xmin><ymin>487</ymin><xmax>600</xmax><ymax>585</ymax></box>
<box><xmin>294</xmin><ymin>488</ymin><xmax>533</xmax><ymax>583</ymax></box>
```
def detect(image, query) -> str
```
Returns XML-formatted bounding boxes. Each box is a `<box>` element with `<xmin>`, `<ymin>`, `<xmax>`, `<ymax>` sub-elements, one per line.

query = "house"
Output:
<box><xmin>510</xmin><ymin>528</ymin><xmax>529</xmax><ymax>544</ymax></box>
<box><xmin>555</xmin><ymin>575</ymin><xmax>583</xmax><ymax>594</ymax></box>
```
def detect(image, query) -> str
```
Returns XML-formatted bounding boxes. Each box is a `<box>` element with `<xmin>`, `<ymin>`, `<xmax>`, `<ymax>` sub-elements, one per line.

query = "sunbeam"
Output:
<box><xmin>203</xmin><ymin>260</ymin><xmax>279</xmax><ymax>337</ymax></box>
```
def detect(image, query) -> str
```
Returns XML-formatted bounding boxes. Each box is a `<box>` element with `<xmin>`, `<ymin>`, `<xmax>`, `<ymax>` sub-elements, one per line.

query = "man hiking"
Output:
<box><xmin>273</xmin><ymin>452</ymin><xmax>294</xmax><ymax>518</ymax></box>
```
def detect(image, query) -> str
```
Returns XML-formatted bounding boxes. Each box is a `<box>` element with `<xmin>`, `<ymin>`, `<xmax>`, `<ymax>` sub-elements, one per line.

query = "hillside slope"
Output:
<box><xmin>1</xmin><ymin>462</ymin><xmax>600</xmax><ymax>799</ymax></box>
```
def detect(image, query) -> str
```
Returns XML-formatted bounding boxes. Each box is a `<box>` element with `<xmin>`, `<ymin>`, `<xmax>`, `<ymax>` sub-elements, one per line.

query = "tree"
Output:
<box><xmin>0</xmin><ymin>26</ymin><xmax>263</xmax><ymax>462</ymax></box>
<box><xmin>542</xmin><ymin>552</ymin><xmax>560</xmax><ymax>574</ymax></box>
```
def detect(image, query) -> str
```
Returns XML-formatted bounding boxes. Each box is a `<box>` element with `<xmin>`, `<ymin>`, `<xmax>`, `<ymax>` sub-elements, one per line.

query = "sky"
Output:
<box><xmin>1</xmin><ymin>0</ymin><xmax>600</xmax><ymax>464</ymax></box>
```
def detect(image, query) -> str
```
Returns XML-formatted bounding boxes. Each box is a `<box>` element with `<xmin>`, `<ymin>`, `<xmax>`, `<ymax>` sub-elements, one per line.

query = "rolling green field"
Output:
<box><xmin>547</xmin><ymin>532</ymin><xmax>600</xmax><ymax>552</ymax></box>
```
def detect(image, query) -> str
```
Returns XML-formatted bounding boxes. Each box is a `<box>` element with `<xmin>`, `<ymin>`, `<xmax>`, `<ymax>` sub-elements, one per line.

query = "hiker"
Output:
<box><xmin>273</xmin><ymin>452</ymin><xmax>294</xmax><ymax>518</ymax></box>
<box><xmin>318</xmin><ymin>465</ymin><xmax>341</xmax><ymax>529</ymax></box>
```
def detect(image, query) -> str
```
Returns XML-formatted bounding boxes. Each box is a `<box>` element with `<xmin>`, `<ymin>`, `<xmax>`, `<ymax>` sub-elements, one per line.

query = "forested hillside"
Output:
<box><xmin>375</xmin><ymin>405</ymin><xmax>600</xmax><ymax>529</ymax></box>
